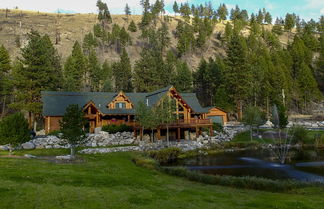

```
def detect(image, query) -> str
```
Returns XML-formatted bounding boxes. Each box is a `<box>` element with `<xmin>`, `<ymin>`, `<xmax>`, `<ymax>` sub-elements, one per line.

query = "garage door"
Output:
<box><xmin>208</xmin><ymin>116</ymin><xmax>223</xmax><ymax>124</ymax></box>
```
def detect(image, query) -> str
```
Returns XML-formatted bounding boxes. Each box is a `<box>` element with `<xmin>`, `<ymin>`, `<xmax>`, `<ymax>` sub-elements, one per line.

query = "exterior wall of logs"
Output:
<box><xmin>42</xmin><ymin>86</ymin><xmax>224</xmax><ymax>139</ymax></box>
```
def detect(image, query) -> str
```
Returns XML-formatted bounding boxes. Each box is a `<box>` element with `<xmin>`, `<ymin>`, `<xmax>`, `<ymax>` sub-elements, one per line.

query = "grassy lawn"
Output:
<box><xmin>0</xmin><ymin>149</ymin><xmax>324</xmax><ymax>209</ymax></box>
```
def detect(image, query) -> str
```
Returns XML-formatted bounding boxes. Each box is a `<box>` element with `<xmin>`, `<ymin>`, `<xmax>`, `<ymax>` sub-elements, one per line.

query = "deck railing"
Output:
<box><xmin>103</xmin><ymin>118</ymin><xmax>212</xmax><ymax>127</ymax></box>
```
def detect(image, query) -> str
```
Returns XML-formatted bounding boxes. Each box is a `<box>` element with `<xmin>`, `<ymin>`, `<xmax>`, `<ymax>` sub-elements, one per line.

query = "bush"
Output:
<box><xmin>161</xmin><ymin>167</ymin><xmax>308</xmax><ymax>192</ymax></box>
<box><xmin>290</xmin><ymin>126</ymin><xmax>309</xmax><ymax>144</ymax></box>
<box><xmin>0</xmin><ymin>113</ymin><xmax>30</xmax><ymax>153</ymax></box>
<box><xmin>148</xmin><ymin>147</ymin><xmax>182</xmax><ymax>164</ymax></box>
<box><xmin>132</xmin><ymin>155</ymin><xmax>158</xmax><ymax>170</ymax></box>
<box><xmin>102</xmin><ymin>124</ymin><xmax>132</xmax><ymax>134</ymax></box>
<box><xmin>48</xmin><ymin>130</ymin><xmax>61</xmax><ymax>137</ymax></box>
<box><xmin>213</xmin><ymin>123</ymin><xmax>223</xmax><ymax>132</ymax></box>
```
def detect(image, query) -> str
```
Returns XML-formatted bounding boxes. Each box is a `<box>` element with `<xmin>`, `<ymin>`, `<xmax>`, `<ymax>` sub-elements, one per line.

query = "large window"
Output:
<box><xmin>116</xmin><ymin>102</ymin><xmax>126</xmax><ymax>109</ymax></box>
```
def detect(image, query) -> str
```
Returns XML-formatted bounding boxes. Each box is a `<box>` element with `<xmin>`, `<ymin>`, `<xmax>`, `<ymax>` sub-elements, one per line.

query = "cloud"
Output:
<box><xmin>305</xmin><ymin>0</ymin><xmax>324</xmax><ymax>9</ymax></box>
<box><xmin>321</xmin><ymin>8</ymin><xmax>324</xmax><ymax>14</ymax></box>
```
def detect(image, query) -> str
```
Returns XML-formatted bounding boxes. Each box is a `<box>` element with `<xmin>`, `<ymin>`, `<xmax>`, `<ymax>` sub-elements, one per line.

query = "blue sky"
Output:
<box><xmin>1</xmin><ymin>0</ymin><xmax>323</xmax><ymax>21</ymax></box>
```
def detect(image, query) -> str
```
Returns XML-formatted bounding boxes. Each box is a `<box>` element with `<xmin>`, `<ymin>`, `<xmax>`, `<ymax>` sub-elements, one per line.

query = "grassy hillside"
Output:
<box><xmin>0</xmin><ymin>149</ymin><xmax>324</xmax><ymax>209</ymax></box>
<box><xmin>0</xmin><ymin>9</ymin><xmax>293</xmax><ymax>69</ymax></box>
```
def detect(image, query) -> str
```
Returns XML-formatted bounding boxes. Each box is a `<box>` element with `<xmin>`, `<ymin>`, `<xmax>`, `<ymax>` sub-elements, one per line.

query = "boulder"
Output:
<box><xmin>0</xmin><ymin>145</ymin><xmax>9</xmax><ymax>151</ymax></box>
<box><xmin>56</xmin><ymin>155</ymin><xmax>73</xmax><ymax>160</ymax></box>
<box><xmin>94</xmin><ymin>127</ymin><xmax>102</xmax><ymax>134</ymax></box>
<box><xmin>21</xmin><ymin>142</ymin><xmax>36</xmax><ymax>150</ymax></box>
<box><xmin>24</xmin><ymin>154</ymin><xmax>36</xmax><ymax>158</ymax></box>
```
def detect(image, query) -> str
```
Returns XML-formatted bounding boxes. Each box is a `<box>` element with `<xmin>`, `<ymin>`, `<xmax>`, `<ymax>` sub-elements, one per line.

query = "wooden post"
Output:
<box><xmin>196</xmin><ymin>126</ymin><xmax>199</xmax><ymax>137</ymax></box>
<box><xmin>140</xmin><ymin>127</ymin><xmax>143</xmax><ymax>141</ymax></box>
<box><xmin>157</xmin><ymin>128</ymin><xmax>161</xmax><ymax>140</ymax></box>
<box><xmin>177</xmin><ymin>127</ymin><xmax>181</xmax><ymax>141</ymax></box>
<box><xmin>209</xmin><ymin>126</ymin><xmax>213</xmax><ymax>136</ymax></box>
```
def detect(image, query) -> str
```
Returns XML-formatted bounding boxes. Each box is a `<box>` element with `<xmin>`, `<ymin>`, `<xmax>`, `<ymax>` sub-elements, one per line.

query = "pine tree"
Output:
<box><xmin>60</xmin><ymin>104</ymin><xmax>86</xmax><ymax>157</ymax></box>
<box><xmin>174</xmin><ymin>61</ymin><xmax>192</xmax><ymax>92</ymax></box>
<box><xmin>128</xmin><ymin>20</ymin><xmax>137</xmax><ymax>32</ymax></box>
<box><xmin>88</xmin><ymin>49</ymin><xmax>102</xmax><ymax>92</ymax></box>
<box><xmin>97</xmin><ymin>0</ymin><xmax>112</xmax><ymax>27</ymax></box>
<box><xmin>112</xmin><ymin>49</ymin><xmax>132</xmax><ymax>92</ymax></box>
<box><xmin>272</xmin><ymin>18</ymin><xmax>283</xmax><ymax>35</ymax></box>
<box><xmin>101</xmin><ymin>60</ymin><xmax>113</xmax><ymax>91</ymax></box>
<box><xmin>0</xmin><ymin>45</ymin><xmax>11</xmax><ymax>118</ymax></box>
<box><xmin>256</xmin><ymin>9</ymin><xmax>264</xmax><ymax>24</ymax></box>
<box><xmin>124</xmin><ymin>3</ymin><xmax>131</xmax><ymax>22</ymax></box>
<box><xmin>140</xmin><ymin>0</ymin><xmax>151</xmax><ymax>28</ymax></box>
<box><xmin>284</xmin><ymin>13</ymin><xmax>296</xmax><ymax>33</ymax></box>
<box><xmin>316</xmin><ymin>34</ymin><xmax>324</xmax><ymax>91</ymax></box>
<box><xmin>224</xmin><ymin>32</ymin><xmax>251</xmax><ymax>119</ymax></box>
<box><xmin>82</xmin><ymin>32</ymin><xmax>98</xmax><ymax>55</ymax></box>
<box><xmin>11</xmin><ymin>30</ymin><xmax>62</xmax><ymax>128</ymax></box>
<box><xmin>264</xmin><ymin>12</ymin><xmax>272</xmax><ymax>24</ymax></box>
<box><xmin>217</xmin><ymin>4</ymin><xmax>228</xmax><ymax>22</ymax></box>
<box><xmin>63</xmin><ymin>41</ymin><xmax>87</xmax><ymax>91</ymax></box>
<box><xmin>173</xmin><ymin>1</ymin><xmax>179</xmax><ymax>15</ymax></box>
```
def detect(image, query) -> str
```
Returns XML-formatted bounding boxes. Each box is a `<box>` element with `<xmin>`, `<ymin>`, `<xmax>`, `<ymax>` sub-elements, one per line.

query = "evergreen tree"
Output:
<box><xmin>63</xmin><ymin>41</ymin><xmax>87</xmax><ymax>91</ymax></box>
<box><xmin>128</xmin><ymin>20</ymin><xmax>137</xmax><ymax>32</ymax></box>
<box><xmin>124</xmin><ymin>3</ymin><xmax>131</xmax><ymax>22</ymax></box>
<box><xmin>101</xmin><ymin>60</ymin><xmax>113</xmax><ymax>91</ymax></box>
<box><xmin>11</xmin><ymin>30</ymin><xmax>62</xmax><ymax>128</ymax></box>
<box><xmin>112</xmin><ymin>49</ymin><xmax>132</xmax><ymax>92</ymax></box>
<box><xmin>174</xmin><ymin>61</ymin><xmax>192</xmax><ymax>92</ymax></box>
<box><xmin>173</xmin><ymin>1</ymin><xmax>179</xmax><ymax>15</ymax></box>
<box><xmin>224</xmin><ymin>32</ymin><xmax>251</xmax><ymax>119</ymax></box>
<box><xmin>272</xmin><ymin>17</ymin><xmax>283</xmax><ymax>35</ymax></box>
<box><xmin>179</xmin><ymin>3</ymin><xmax>191</xmax><ymax>23</ymax></box>
<box><xmin>264</xmin><ymin>12</ymin><xmax>272</xmax><ymax>24</ymax></box>
<box><xmin>0</xmin><ymin>45</ymin><xmax>11</xmax><ymax>118</ymax></box>
<box><xmin>217</xmin><ymin>4</ymin><xmax>228</xmax><ymax>22</ymax></box>
<box><xmin>284</xmin><ymin>13</ymin><xmax>296</xmax><ymax>32</ymax></box>
<box><xmin>140</xmin><ymin>0</ymin><xmax>151</xmax><ymax>28</ymax></box>
<box><xmin>0</xmin><ymin>113</ymin><xmax>30</xmax><ymax>155</ymax></box>
<box><xmin>82</xmin><ymin>32</ymin><xmax>98</xmax><ymax>55</ymax></box>
<box><xmin>256</xmin><ymin>9</ymin><xmax>264</xmax><ymax>24</ymax></box>
<box><xmin>97</xmin><ymin>0</ymin><xmax>112</xmax><ymax>27</ymax></box>
<box><xmin>316</xmin><ymin>34</ymin><xmax>324</xmax><ymax>91</ymax></box>
<box><xmin>88</xmin><ymin>49</ymin><xmax>102</xmax><ymax>92</ymax></box>
<box><xmin>60</xmin><ymin>104</ymin><xmax>86</xmax><ymax>157</ymax></box>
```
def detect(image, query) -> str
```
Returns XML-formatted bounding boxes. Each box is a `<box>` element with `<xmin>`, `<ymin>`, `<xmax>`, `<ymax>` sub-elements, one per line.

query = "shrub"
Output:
<box><xmin>48</xmin><ymin>130</ymin><xmax>61</xmax><ymax>137</ymax></box>
<box><xmin>0</xmin><ymin>112</ymin><xmax>30</xmax><ymax>154</ymax></box>
<box><xmin>132</xmin><ymin>155</ymin><xmax>158</xmax><ymax>170</ymax></box>
<box><xmin>213</xmin><ymin>123</ymin><xmax>223</xmax><ymax>132</ymax></box>
<box><xmin>102</xmin><ymin>124</ymin><xmax>132</xmax><ymax>133</ymax></box>
<box><xmin>161</xmin><ymin>167</ymin><xmax>308</xmax><ymax>192</ymax></box>
<box><xmin>290</xmin><ymin>126</ymin><xmax>309</xmax><ymax>144</ymax></box>
<box><xmin>148</xmin><ymin>147</ymin><xmax>182</xmax><ymax>164</ymax></box>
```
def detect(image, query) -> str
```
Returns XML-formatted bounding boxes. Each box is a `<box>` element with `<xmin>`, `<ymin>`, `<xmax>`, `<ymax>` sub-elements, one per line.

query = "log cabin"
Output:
<box><xmin>42</xmin><ymin>86</ymin><xmax>223</xmax><ymax>140</ymax></box>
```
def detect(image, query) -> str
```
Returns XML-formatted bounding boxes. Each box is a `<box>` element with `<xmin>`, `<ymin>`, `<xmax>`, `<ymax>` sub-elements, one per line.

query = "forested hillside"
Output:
<box><xmin>0</xmin><ymin>1</ymin><xmax>323</xmax><ymax>123</ymax></box>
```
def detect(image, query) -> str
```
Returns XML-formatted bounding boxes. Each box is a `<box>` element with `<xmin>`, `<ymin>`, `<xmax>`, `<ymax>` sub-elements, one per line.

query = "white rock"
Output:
<box><xmin>56</xmin><ymin>155</ymin><xmax>73</xmax><ymax>160</ymax></box>
<box><xmin>24</xmin><ymin>154</ymin><xmax>36</xmax><ymax>158</ymax></box>
<box><xmin>21</xmin><ymin>142</ymin><xmax>36</xmax><ymax>150</ymax></box>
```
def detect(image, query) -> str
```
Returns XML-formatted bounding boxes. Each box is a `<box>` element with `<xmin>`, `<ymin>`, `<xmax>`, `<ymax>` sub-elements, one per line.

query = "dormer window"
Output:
<box><xmin>116</xmin><ymin>102</ymin><xmax>126</xmax><ymax>109</ymax></box>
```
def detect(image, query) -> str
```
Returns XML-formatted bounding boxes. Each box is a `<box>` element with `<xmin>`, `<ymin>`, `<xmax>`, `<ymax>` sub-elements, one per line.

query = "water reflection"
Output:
<box><xmin>174</xmin><ymin>149</ymin><xmax>324</xmax><ymax>183</ymax></box>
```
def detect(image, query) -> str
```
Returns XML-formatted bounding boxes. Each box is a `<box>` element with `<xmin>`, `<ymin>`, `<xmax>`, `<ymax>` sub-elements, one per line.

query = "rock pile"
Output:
<box><xmin>85</xmin><ymin>131</ymin><xmax>135</xmax><ymax>147</ymax></box>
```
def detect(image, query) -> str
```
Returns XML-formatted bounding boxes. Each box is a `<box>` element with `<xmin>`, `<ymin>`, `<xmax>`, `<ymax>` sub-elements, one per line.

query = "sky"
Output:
<box><xmin>1</xmin><ymin>0</ymin><xmax>324</xmax><ymax>21</ymax></box>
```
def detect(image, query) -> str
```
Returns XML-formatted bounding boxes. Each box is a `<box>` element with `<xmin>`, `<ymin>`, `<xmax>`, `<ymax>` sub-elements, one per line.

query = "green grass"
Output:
<box><xmin>0</xmin><ymin>149</ymin><xmax>324</xmax><ymax>208</ymax></box>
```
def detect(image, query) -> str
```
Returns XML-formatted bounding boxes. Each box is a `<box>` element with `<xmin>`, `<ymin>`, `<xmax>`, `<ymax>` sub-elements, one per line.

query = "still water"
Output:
<box><xmin>173</xmin><ymin>149</ymin><xmax>324</xmax><ymax>183</ymax></box>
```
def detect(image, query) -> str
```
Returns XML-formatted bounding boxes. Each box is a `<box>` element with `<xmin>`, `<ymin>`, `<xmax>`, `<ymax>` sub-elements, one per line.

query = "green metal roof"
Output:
<box><xmin>42</xmin><ymin>86</ymin><xmax>208</xmax><ymax>116</ymax></box>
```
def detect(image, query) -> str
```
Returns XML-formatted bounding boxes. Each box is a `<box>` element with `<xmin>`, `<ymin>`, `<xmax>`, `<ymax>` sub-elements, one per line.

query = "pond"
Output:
<box><xmin>172</xmin><ymin>149</ymin><xmax>324</xmax><ymax>183</ymax></box>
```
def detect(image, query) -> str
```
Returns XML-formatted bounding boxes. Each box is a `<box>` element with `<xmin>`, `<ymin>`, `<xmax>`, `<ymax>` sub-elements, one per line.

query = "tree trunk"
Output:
<box><xmin>236</xmin><ymin>100</ymin><xmax>243</xmax><ymax>120</ymax></box>
<box><xmin>151</xmin><ymin>129</ymin><xmax>154</xmax><ymax>143</ymax></box>
<box><xmin>250</xmin><ymin>126</ymin><xmax>253</xmax><ymax>142</ymax></box>
<box><xmin>70</xmin><ymin>146</ymin><xmax>75</xmax><ymax>158</ymax></box>
<box><xmin>8</xmin><ymin>144</ymin><xmax>12</xmax><ymax>156</ymax></box>
<box><xmin>1</xmin><ymin>95</ymin><xmax>6</xmax><ymax>119</ymax></box>
<box><xmin>166</xmin><ymin>126</ymin><xmax>169</xmax><ymax>146</ymax></box>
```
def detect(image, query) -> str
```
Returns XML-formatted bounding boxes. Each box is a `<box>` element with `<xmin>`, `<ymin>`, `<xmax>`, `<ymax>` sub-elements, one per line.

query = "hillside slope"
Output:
<box><xmin>0</xmin><ymin>9</ymin><xmax>292</xmax><ymax>69</ymax></box>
